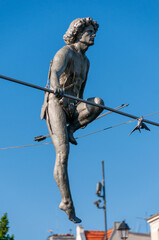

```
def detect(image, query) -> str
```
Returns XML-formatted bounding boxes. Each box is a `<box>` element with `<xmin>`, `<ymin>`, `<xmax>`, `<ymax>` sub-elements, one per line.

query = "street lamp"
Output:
<box><xmin>118</xmin><ymin>221</ymin><xmax>130</xmax><ymax>240</ymax></box>
<box><xmin>94</xmin><ymin>161</ymin><xmax>107</xmax><ymax>240</ymax></box>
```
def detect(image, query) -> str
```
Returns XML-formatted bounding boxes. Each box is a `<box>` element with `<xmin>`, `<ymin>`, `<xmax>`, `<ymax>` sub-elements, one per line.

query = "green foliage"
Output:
<box><xmin>0</xmin><ymin>213</ymin><xmax>14</xmax><ymax>240</ymax></box>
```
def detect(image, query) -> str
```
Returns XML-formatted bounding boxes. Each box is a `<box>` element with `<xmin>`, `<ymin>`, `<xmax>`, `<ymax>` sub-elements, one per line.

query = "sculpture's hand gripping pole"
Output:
<box><xmin>0</xmin><ymin>74</ymin><xmax>159</xmax><ymax>127</ymax></box>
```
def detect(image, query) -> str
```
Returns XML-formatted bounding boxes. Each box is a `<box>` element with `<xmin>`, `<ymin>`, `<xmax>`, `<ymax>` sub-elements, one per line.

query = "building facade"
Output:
<box><xmin>147</xmin><ymin>213</ymin><xmax>159</xmax><ymax>240</ymax></box>
<box><xmin>48</xmin><ymin>220</ymin><xmax>152</xmax><ymax>240</ymax></box>
<box><xmin>76</xmin><ymin>222</ymin><xmax>150</xmax><ymax>240</ymax></box>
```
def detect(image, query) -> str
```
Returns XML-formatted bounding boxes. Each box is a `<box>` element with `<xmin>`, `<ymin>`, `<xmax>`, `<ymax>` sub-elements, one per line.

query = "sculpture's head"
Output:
<box><xmin>63</xmin><ymin>17</ymin><xmax>99</xmax><ymax>46</ymax></box>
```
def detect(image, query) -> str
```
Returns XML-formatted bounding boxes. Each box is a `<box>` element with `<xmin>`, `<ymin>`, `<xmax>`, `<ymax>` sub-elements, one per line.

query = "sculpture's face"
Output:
<box><xmin>79</xmin><ymin>24</ymin><xmax>96</xmax><ymax>46</ymax></box>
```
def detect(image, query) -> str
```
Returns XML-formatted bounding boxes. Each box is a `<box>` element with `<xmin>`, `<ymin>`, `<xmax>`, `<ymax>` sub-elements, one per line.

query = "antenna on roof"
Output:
<box><xmin>136</xmin><ymin>212</ymin><xmax>149</xmax><ymax>233</ymax></box>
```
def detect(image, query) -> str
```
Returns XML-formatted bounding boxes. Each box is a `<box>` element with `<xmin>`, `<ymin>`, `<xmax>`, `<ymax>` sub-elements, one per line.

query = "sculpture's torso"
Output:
<box><xmin>48</xmin><ymin>45</ymin><xmax>89</xmax><ymax>119</ymax></box>
<box><xmin>59</xmin><ymin>45</ymin><xmax>89</xmax><ymax>98</ymax></box>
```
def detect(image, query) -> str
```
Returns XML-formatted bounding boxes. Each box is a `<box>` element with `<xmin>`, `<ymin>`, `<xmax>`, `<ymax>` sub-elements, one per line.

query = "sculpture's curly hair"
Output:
<box><xmin>63</xmin><ymin>17</ymin><xmax>99</xmax><ymax>45</ymax></box>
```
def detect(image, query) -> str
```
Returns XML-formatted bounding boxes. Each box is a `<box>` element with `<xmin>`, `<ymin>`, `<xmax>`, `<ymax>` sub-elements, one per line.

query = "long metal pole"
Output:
<box><xmin>102</xmin><ymin>161</ymin><xmax>107</xmax><ymax>240</ymax></box>
<box><xmin>0</xmin><ymin>74</ymin><xmax>159</xmax><ymax>127</ymax></box>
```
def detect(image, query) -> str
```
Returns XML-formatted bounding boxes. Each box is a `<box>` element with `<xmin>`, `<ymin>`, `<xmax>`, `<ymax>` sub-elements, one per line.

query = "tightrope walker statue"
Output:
<box><xmin>41</xmin><ymin>17</ymin><xmax>104</xmax><ymax>223</ymax></box>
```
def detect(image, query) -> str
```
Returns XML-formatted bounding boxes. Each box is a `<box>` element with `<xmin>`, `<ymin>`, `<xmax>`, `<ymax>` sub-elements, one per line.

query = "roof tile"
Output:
<box><xmin>85</xmin><ymin>228</ymin><xmax>113</xmax><ymax>240</ymax></box>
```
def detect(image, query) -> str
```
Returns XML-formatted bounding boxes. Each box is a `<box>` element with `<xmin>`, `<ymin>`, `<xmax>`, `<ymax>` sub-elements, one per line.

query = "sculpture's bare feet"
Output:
<box><xmin>59</xmin><ymin>201</ymin><xmax>81</xmax><ymax>224</ymax></box>
<box><xmin>67</xmin><ymin>126</ymin><xmax>78</xmax><ymax>145</ymax></box>
<box><xmin>68</xmin><ymin>213</ymin><xmax>82</xmax><ymax>224</ymax></box>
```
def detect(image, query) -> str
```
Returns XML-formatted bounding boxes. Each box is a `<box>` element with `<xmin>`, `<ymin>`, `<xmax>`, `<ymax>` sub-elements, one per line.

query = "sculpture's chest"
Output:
<box><xmin>59</xmin><ymin>50</ymin><xmax>88</xmax><ymax>95</ymax></box>
<box><xmin>69</xmin><ymin>52</ymin><xmax>88</xmax><ymax>78</ymax></box>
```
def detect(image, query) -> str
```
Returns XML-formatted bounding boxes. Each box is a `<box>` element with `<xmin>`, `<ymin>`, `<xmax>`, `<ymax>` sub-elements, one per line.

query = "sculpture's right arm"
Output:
<box><xmin>50</xmin><ymin>47</ymin><xmax>71</xmax><ymax>91</ymax></box>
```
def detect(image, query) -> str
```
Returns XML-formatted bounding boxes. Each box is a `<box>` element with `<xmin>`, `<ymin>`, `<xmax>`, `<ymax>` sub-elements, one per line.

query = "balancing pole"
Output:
<box><xmin>1</xmin><ymin>74</ymin><xmax>159</xmax><ymax>127</ymax></box>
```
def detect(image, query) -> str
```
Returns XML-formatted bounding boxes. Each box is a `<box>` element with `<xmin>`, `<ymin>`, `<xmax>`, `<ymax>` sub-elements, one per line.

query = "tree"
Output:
<box><xmin>0</xmin><ymin>213</ymin><xmax>14</xmax><ymax>240</ymax></box>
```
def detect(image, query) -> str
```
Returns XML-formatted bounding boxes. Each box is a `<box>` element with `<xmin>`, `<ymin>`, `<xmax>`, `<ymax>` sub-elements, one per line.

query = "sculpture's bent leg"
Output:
<box><xmin>46</xmin><ymin>97</ymin><xmax>81</xmax><ymax>223</ymax></box>
<box><xmin>68</xmin><ymin>97</ymin><xmax>104</xmax><ymax>144</ymax></box>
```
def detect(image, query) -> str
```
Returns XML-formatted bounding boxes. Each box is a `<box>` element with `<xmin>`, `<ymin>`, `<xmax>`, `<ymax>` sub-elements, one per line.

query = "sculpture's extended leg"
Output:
<box><xmin>46</xmin><ymin>96</ymin><xmax>81</xmax><ymax>223</ymax></box>
<box><xmin>68</xmin><ymin>97</ymin><xmax>104</xmax><ymax>144</ymax></box>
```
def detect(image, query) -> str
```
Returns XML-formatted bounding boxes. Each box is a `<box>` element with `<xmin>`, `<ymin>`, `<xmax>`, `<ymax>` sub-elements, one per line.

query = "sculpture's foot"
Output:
<box><xmin>67</xmin><ymin>127</ymin><xmax>78</xmax><ymax>145</ymax></box>
<box><xmin>59</xmin><ymin>201</ymin><xmax>81</xmax><ymax>224</ymax></box>
<box><xmin>68</xmin><ymin>213</ymin><xmax>82</xmax><ymax>224</ymax></box>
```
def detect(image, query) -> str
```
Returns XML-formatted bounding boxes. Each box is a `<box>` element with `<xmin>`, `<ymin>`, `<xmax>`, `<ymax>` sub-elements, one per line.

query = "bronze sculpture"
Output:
<box><xmin>41</xmin><ymin>17</ymin><xmax>104</xmax><ymax>223</ymax></box>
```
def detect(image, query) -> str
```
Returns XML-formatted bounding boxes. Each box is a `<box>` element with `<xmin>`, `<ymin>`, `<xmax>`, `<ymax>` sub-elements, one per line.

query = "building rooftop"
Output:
<box><xmin>84</xmin><ymin>228</ymin><xmax>114</xmax><ymax>240</ymax></box>
<box><xmin>48</xmin><ymin>233</ymin><xmax>75</xmax><ymax>240</ymax></box>
<box><xmin>147</xmin><ymin>213</ymin><xmax>159</xmax><ymax>223</ymax></box>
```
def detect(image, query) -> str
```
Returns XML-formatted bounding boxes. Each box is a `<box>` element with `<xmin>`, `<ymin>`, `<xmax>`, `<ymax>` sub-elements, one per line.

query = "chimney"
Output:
<box><xmin>76</xmin><ymin>225</ymin><xmax>86</xmax><ymax>240</ymax></box>
<box><xmin>114</xmin><ymin>222</ymin><xmax>121</xmax><ymax>230</ymax></box>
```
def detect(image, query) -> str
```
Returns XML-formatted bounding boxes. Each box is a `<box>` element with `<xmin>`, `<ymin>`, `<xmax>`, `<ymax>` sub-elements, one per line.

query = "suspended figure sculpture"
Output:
<box><xmin>41</xmin><ymin>17</ymin><xmax>104</xmax><ymax>223</ymax></box>
<box><xmin>0</xmin><ymin>16</ymin><xmax>159</xmax><ymax>224</ymax></box>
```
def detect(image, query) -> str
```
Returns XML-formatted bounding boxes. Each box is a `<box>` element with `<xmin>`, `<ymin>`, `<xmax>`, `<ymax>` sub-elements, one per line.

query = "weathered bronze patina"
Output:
<box><xmin>41</xmin><ymin>17</ymin><xmax>104</xmax><ymax>223</ymax></box>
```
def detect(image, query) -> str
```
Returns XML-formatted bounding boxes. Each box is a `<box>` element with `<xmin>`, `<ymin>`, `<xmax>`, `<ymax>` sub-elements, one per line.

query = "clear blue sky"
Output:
<box><xmin>0</xmin><ymin>0</ymin><xmax>159</xmax><ymax>239</ymax></box>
